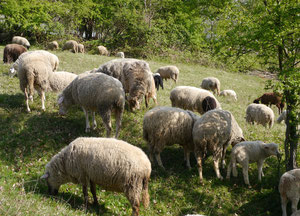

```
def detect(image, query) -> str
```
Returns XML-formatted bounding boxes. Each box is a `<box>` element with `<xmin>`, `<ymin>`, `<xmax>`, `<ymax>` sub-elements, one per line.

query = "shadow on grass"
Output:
<box><xmin>0</xmin><ymin>93</ymin><xmax>24</xmax><ymax>109</ymax></box>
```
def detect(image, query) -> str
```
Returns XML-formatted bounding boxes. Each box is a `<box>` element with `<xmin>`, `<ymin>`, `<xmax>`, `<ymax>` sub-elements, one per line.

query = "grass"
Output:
<box><xmin>0</xmin><ymin>46</ymin><xmax>296</xmax><ymax>216</ymax></box>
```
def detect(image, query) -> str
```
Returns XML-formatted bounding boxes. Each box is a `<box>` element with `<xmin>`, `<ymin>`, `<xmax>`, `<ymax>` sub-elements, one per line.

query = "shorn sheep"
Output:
<box><xmin>246</xmin><ymin>103</ymin><xmax>275</xmax><ymax>128</ymax></box>
<box><xmin>220</xmin><ymin>89</ymin><xmax>237</xmax><ymax>101</ymax></box>
<box><xmin>226</xmin><ymin>141</ymin><xmax>280</xmax><ymax>185</ymax></box>
<box><xmin>143</xmin><ymin>106</ymin><xmax>199</xmax><ymax>169</ymax></box>
<box><xmin>253</xmin><ymin>92</ymin><xmax>284</xmax><ymax>114</ymax></box>
<box><xmin>192</xmin><ymin>109</ymin><xmax>244</xmax><ymax>183</ymax></box>
<box><xmin>170</xmin><ymin>86</ymin><xmax>221</xmax><ymax>115</ymax></box>
<box><xmin>97</xmin><ymin>45</ymin><xmax>109</xmax><ymax>56</ymax></box>
<box><xmin>156</xmin><ymin>65</ymin><xmax>179</xmax><ymax>83</ymax></box>
<box><xmin>12</xmin><ymin>36</ymin><xmax>30</xmax><ymax>49</ymax></box>
<box><xmin>62</xmin><ymin>40</ymin><xmax>78</xmax><ymax>53</ymax></box>
<box><xmin>47</xmin><ymin>41</ymin><xmax>59</xmax><ymax>50</ymax></box>
<box><xmin>78</xmin><ymin>43</ymin><xmax>85</xmax><ymax>53</ymax></box>
<box><xmin>153</xmin><ymin>73</ymin><xmax>164</xmax><ymax>91</ymax></box>
<box><xmin>41</xmin><ymin>137</ymin><xmax>151</xmax><ymax>216</ymax></box>
<box><xmin>116</xmin><ymin>51</ymin><xmax>125</xmax><ymax>58</ymax></box>
<box><xmin>200</xmin><ymin>77</ymin><xmax>221</xmax><ymax>96</ymax></box>
<box><xmin>279</xmin><ymin>169</ymin><xmax>300</xmax><ymax>216</ymax></box>
<box><xmin>57</xmin><ymin>72</ymin><xmax>125</xmax><ymax>138</ymax></box>
<box><xmin>3</xmin><ymin>44</ymin><xmax>27</xmax><ymax>64</ymax></box>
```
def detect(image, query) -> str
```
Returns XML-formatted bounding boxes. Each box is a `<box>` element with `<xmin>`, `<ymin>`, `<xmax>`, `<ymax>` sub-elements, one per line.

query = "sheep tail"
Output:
<box><xmin>141</xmin><ymin>176</ymin><xmax>150</xmax><ymax>208</ymax></box>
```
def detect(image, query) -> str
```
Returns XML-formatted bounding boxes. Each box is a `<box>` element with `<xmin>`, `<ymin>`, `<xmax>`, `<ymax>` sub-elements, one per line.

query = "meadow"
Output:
<box><xmin>0</xmin><ymin>46</ymin><xmax>293</xmax><ymax>216</ymax></box>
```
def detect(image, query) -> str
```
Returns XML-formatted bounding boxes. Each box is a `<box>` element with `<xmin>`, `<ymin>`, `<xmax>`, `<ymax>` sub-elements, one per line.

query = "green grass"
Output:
<box><xmin>0</xmin><ymin>46</ymin><xmax>295</xmax><ymax>216</ymax></box>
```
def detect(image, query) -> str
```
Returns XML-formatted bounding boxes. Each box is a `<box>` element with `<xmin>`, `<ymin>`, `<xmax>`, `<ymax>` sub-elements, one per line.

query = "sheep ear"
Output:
<box><xmin>57</xmin><ymin>95</ymin><xmax>64</xmax><ymax>105</ymax></box>
<box><xmin>41</xmin><ymin>173</ymin><xmax>49</xmax><ymax>179</ymax></box>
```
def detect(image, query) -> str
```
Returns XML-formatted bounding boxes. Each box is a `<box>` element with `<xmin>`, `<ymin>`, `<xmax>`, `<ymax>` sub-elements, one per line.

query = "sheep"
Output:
<box><xmin>202</xmin><ymin>96</ymin><xmax>218</xmax><ymax>113</ymax></box>
<box><xmin>41</xmin><ymin>137</ymin><xmax>151</xmax><ymax>216</ymax></box>
<box><xmin>253</xmin><ymin>92</ymin><xmax>284</xmax><ymax>114</ymax></box>
<box><xmin>220</xmin><ymin>89</ymin><xmax>237</xmax><ymax>101</ymax></box>
<box><xmin>292</xmin><ymin>211</ymin><xmax>300</xmax><ymax>216</ymax></box>
<box><xmin>153</xmin><ymin>73</ymin><xmax>164</xmax><ymax>91</ymax></box>
<box><xmin>170</xmin><ymin>86</ymin><xmax>221</xmax><ymax>115</ymax></box>
<box><xmin>144</xmin><ymin>74</ymin><xmax>157</xmax><ymax>107</ymax></box>
<box><xmin>57</xmin><ymin>72</ymin><xmax>125</xmax><ymax>138</ymax></box>
<box><xmin>62</xmin><ymin>40</ymin><xmax>78</xmax><ymax>53</ymax></box>
<box><xmin>78</xmin><ymin>43</ymin><xmax>85</xmax><ymax>53</ymax></box>
<box><xmin>246</xmin><ymin>103</ymin><xmax>275</xmax><ymax>128</ymax></box>
<box><xmin>279</xmin><ymin>169</ymin><xmax>300</xmax><ymax>216</ymax></box>
<box><xmin>116</xmin><ymin>51</ymin><xmax>125</xmax><ymax>58</ymax></box>
<box><xmin>12</xmin><ymin>36</ymin><xmax>30</xmax><ymax>49</ymax></box>
<box><xmin>48</xmin><ymin>71</ymin><xmax>77</xmax><ymax>92</ymax></box>
<box><xmin>47</xmin><ymin>41</ymin><xmax>59</xmax><ymax>50</ymax></box>
<box><xmin>226</xmin><ymin>141</ymin><xmax>280</xmax><ymax>185</ymax></box>
<box><xmin>143</xmin><ymin>106</ymin><xmax>199</xmax><ymax>169</ymax></box>
<box><xmin>3</xmin><ymin>44</ymin><xmax>27</xmax><ymax>64</ymax></box>
<box><xmin>200</xmin><ymin>77</ymin><xmax>221</xmax><ymax>95</ymax></box>
<box><xmin>156</xmin><ymin>65</ymin><xmax>179</xmax><ymax>83</ymax></box>
<box><xmin>192</xmin><ymin>109</ymin><xmax>244</xmax><ymax>183</ymax></box>
<box><xmin>277</xmin><ymin>110</ymin><xmax>287</xmax><ymax>124</ymax></box>
<box><xmin>95</xmin><ymin>58</ymin><xmax>156</xmax><ymax>110</ymax></box>
<box><xmin>97</xmin><ymin>45</ymin><xmax>109</xmax><ymax>56</ymax></box>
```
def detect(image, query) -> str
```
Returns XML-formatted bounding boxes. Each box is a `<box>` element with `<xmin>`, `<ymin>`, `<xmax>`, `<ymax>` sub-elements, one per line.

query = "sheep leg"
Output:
<box><xmin>257</xmin><ymin>161</ymin><xmax>264</xmax><ymax>181</ymax></box>
<box><xmin>155</xmin><ymin>153</ymin><xmax>165</xmax><ymax>169</ymax></box>
<box><xmin>232</xmin><ymin>157</ymin><xmax>238</xmax><ymax>177</ymax></box>
<box><xmin>100</xmin><ymin>110</ymin><xmax>112</xmax><ymax>138</ymax></box>
<box><xmin>281</xmin><ymin>195</ymin><xmax>288</xmax><ymax>216</ymax></box>
<box><xmin>125</xmin><ymin>189</ymin><xmax>140</xmax><ymax>216</ymax></box>
<box><xmin>114</xmin><ymin>109</ymin><xmax>123</xmax><ymax>139</ymax></box>
<box><xmin>242</xmin><ymin>163</ymin><xmax>250</xmax><ymax>185</ymax></box>
<box><xmin>221</xmin><ymin>146</ymin><xmax>227</xmax><ymax>169</ymax></box>
<box><xmin>24</xmin><ymin>88</ymin><xmax>31</xmax><ymax>112</ymax></box>
<box><xmin>90</xmin><ymin>180</ymin><xmax>98</xmax><ymax>205</ymax></box>
<box><xmin>82</xmin><ymin>184</ymin><xmax>89</xmax><ymax>208</ymax></box>
<box><xmin>291</xmin><ymin>198</ymin><xmax>299</xmax><ymax>214</ymax></box>
<box><xmin>226</xmin><ymin>160</ymin><xmax>232</xmax><ymax>179</ymax></box>
<box><xmin>41</xmin><ymin>91</ymin><xmax>46</xmax><ymax>111</ymax></box>
<box><xmin>144</xmin><ymin>95</ymin><xmax>149</xmax><ymax>108</ymax></box>
<box><xmin>82</xmin><ymin>108</ymin><xmax>91</xmax><ymax>132</ymax></box>
<box><xmin>183</xmin><ymin>148</ymin><xmax>191</xmax><ymax>170</ymax></box>
<box><xmin>196</xmin><ymin>154</ymin><xmax>203</xmax><ymax>184</ymax></box>
<box><xmin>92</xmin><ymin>112</ymin><xmax>97</xmax><ymax>130</ymax></box>
<box><xmin>213</xmin><ymin>155</ymin><xmax>223</xmax><ymax>180</ymax></box>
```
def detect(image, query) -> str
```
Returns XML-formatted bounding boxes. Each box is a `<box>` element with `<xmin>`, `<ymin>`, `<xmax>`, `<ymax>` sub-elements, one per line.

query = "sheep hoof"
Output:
<box><xmin>85</xmin><ymin>128</ymin><xmax>90</xmax><ymax>133</ymax></box>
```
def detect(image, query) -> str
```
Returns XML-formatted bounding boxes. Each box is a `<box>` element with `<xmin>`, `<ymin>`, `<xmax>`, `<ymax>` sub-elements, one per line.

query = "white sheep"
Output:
<box><xmin>277</xmin><ymin>110</ymin><xmax>287</xmax><ymax>124</ymax></box>
<box><xmin>116</xmin><ymin>51</ymin><xmax>125</xmax><ymax>58</ymax></box>
<box><xmin>279</xmin><ymin>169</ymin><xmax>300</xmax><ymax>216</ymax></box>
<box><xmin>246</xmin><ymin>103</ymin><xmax>275</xmax><ymax>128</ymax></box>
<box><xmin>143</xmin><ymin>106</ymin><xmax>199</xmax><ymax>169</ymax></box>
<box><xmin>47</xmin><ymin>41</ymin><xmax>59</xmax><ymax>50</ymax></box>
<box><xmin>62</xmin><ymin>40</ymin><xmax>78</xmax><ymax>53</ymax></box>
<box><xmin>220</xmin><ymin>89</ymin><xmax>237</xmax><ymax>101</ymax></box>
<box><xmin>41</xmin><ymin>137</ymin><xmax>151</xmax><ymax>216</ymax></box>
<box><xmin>156</xmin><ymin>65</ymin><xmax>179</xmax><ymax>83</ymax></box>
<box><xmin>170</xmin><ymin>86</ymin><xmax>221</xmax><ymax>115</ymax></box>
<box><xmin>12</xmin><ymin>36</ymin><xmax>30</xmax><ymax>49</ymax></box>
<box><xmin>97</xmin><ymin>45</ymin><xmax>109</xmax><ymax>56</ymax></box>
<box><xmin>200</xmin><ymin>77</ymin><xmax>221</xmax><ymax>95</ymax></box>
<box><xmin>48</xmin><ymin>71</ymin><xmax>77</xmax><ymax>92</ymax></box>
<box><xmin>192</xmin><ymin>109</ymin><xmax>244</xmax><ymax>183</ymax></box>
<box><xmin>57</xmin><ymin>72</ymin><xmax>125</xmax><ymax>138</ymax></box>
<box><xmin>226</xmin><ymin>141</ymin><xmax>280</xmax><ymax>185</ymax></box>
<box><xmin>78</xmin><ymin>43</ymin><xmax>85</xmax><ymax>53</ymax></box>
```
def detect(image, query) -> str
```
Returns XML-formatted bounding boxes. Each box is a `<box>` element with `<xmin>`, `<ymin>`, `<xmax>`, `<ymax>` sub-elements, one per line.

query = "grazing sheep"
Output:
<box><xmin>279</xmin><ymin>169</ymin><xmax>300</xmax><ymax>216</ymax></box>
<box><xmin>226</xmin><ymin>141</ymin><xmax>280</xmax><ymax>185</ymax></box>
<box><xmin>41</xmin><ymin>137</ymin><xmax>151</xmax><ymax>216</ymax></box>
<box><xmin>277</xmin><ymin>110</ymin><xmax>287</xmax><ymax>124</ymax></box>
<box><xmin>47</xmin><ymin>41</ymin><xmax>59</xmax><ymax>50</ymax></box>
<box><xmin>202</xmin><ymin>96</ymin><xmax>218</xmax><ymax>113</ymax></box>
<box><xmin>12</xmin><ymin>36</ymin><xmax>30</xmax><ymax>49</ymax></box>
<box><xmin>144</xmin><ymin>74</ymin><xmax>157</xmax><ymax>107</ymax></box>
<box><xmin>97</xmin><ymin>45</ymin><xmax>109</xmax><ymax>56</ymax></box>
<box><xmin>246</xmin><ymin>103</ymin><xmax>275</xmax><ymax>128</ymax></box>
<box><xmin>143</xmin><ymin>106</ymin><xmax>199</xmax><ymax>169</ymax></box>
<box><xmin>116</xmin><ymin>51</ymin><xmax>125</xmax><ymax>58</ymax></box>
<box><xmin>153</xmin><ymin>73</ymin><xmax>164</xmax><ymax>91</ymax></box>
<box><xmin>220</xmin><ymin>90</ymin><xmax>237</xmax><ymax>101</ymax></box>
<box><xmin>170</xmin><ymin>86</ymin><xmax>221</xmax><ymax>115</ymax></box>
<box><xmin>57</xmin><ymin>72</ymin><xmax>125</xmax><ymax>138</ymax></box>
<box><xmin>192</xmin><ymin>109</ymin><xmax>244</xmax><ymax>183</ymax></box>
<box><xmin>62</xmin><ymin>40</ymin><xmax>78</xmax><ymax>53</ymax></box>
<box><xmin>3</xmin><ymin>44</ymin><xmax>27</xmax><ymax>64</ymax></box>
<box><xmin>156</xmin><ymin>65</ymin><xmax>179</xmax><ymax>83</ymax></box>
<box><xmin>78</xmin><ymin>43</ymin><xmax>85</xmax><ymax>53</ymax></box>
<box><xmin>48</xmin><ymin>71</ymin><xmax>77</xmax><ymax>92</ymax></box>
<box><xmin>200</xmin><ymin>77</ymin><xmax>221</xmax><ymax>95</ymax></box>
<box><xmin>253</xmin><ymin>92</ymin><xmax>284</xmax><ymax>114</ymax></box>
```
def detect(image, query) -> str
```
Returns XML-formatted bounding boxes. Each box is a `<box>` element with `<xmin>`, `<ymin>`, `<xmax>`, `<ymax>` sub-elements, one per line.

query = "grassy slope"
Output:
<box><xmin>0</xmin><ymin>46</ymin><xmax>293</xmax><ymax>216</ymax></box>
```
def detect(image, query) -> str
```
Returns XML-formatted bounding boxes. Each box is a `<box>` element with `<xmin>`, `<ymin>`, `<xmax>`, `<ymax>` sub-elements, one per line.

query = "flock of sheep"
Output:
<box><xmin>3</xmin><ymin>36</ymin><xmax>299</xmax><ymax>216</ymax></box>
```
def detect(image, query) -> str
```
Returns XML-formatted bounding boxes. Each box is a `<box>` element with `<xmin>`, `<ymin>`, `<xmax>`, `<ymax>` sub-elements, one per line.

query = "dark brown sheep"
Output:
<box><xmin>3</xmin><ymin>44</ymin><xmax>27</xmax><ymax>63</ymax></box>
<box><xmin>253</xmin><ymin>92</ymin><xmax>284</xmax><ymax>114</ymax></box>
<box><xmin>202</xmin><ymin>96</ymin><xmax>217</xmax><ymax>113</ymax></box>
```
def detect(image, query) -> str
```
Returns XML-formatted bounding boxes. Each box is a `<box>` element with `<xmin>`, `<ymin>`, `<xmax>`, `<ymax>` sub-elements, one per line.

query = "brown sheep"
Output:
<box><xmin>253</xmin><ymin>92</ymin><xmax>284</xmax><ymax>114</ymax></box>
<box><xmin>3</xmin><ymin>44</ymin><xmax>27</xmax><ymax>63</ymax></box>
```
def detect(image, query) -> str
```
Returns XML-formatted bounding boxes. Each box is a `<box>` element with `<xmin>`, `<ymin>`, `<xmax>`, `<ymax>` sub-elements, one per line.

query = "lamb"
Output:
<box><xmin>156</xmin><ymin>65</ymin><xmax>179</xmax><ymax>83</ymax></box>
<box><xmin>62</xmin><ymin>40</ymin><xmax>79</xmax><ymax>53</ymax></box>
<box><xmin>253</xmin><ymin>92</ymin><xmax>284</xmax><ymax>114</ymax></box>
<box><xmin>192</xmin><ymin>109</ymin><xmax>244</xmax><ymax>183</ymax></box>
<box><xmin>47</xmin><ymin>41</ymin><xmax>59</xmax><ymax>50</ymax></box>
<box><xmin>279</xmin><ymin>169</ymin><xmax>300</xmax><ymax>216</ymax></box>
<box><xmin>12</xmin><ymin>36</ymin><xmax>30</xmax><ymax>49</ymax></box>
<box><xmin>3</xmin><ymin>44</ymin><xmax>27</xmax><ymax>64</ymax></box>
<box><xmin>200</xmin><ymin>77</ymin><xmax>221</xmax><ymax>95</ymax></box>
<box><xmin>116</xmin><ymin>51</ymin><xmax>125</xmax><ymax>58</ymax></box>
<box><xmin>143</xmin><ymin>106</ymin><xmax>199</xmax><ymax>169</ymax></box>
<box><xmin>170</xmin><ymin>86</ymin><xmax>221</xmax><ymax>115</ymax></box>
<box><xmin>226</xmin><ymin>141</ymin><xmax>280</xmax><ymax>185</ymax></box>
<box><xmin>78</xmin><ymin>43</ymin><xmax>85</xmax><ymax>53</ymax></box>
<box><xmin>220</xmin><ymin>90</ymin><xmax>237</xmax><ymax>101</ymax></box>
<box><xmin>277</xmin><ymin>110</ymin><xmax>287</xmax><ymax>124</ymax></box>
<box><xmin>153</xmin><ymin>73</ymin><xmax>164</xmax><ymax>91</ymax></box>
<box><xmin>97</xmin><ymin>45</ymin><xmax>109</xmax><ymax>56</ymax></box>
<box><xmin>57</xmin><ymin>72</ymin><xmax>125</xmax><ymax>138</ymax></box>
<box><xmin>246</xmin><ymin>103</ymin><xmax>275</xmax><ymax>128</ymax></box>
<box><xmin>41</xmin><ymin>137</ymin><xmax>151</xmax><ymax>216</ymax></box>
